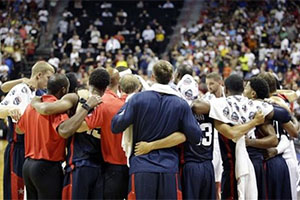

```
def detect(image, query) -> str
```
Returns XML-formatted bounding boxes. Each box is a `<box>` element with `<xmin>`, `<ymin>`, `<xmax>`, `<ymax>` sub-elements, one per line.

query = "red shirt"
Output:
<box><xmin>85</xmin><ymin>89</ymin><xmax>126</xmax><ymax>165</ymax></box>
<box><xmin>18</xmin><ymin>95</ymin><xmax>68</xmax><ymax>161</ymax></box>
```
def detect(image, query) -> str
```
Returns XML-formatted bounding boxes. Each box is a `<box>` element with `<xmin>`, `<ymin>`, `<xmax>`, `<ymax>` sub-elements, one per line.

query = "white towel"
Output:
<box><xmin>209</xmin><ymin>95</ymin><xmax>273</xmax><ymax>199</ymax></box>
<box><xmin>235</xmin><ymin>136</ymin><xmax>258</xmax><ymax>200</ymax></box>
<box><xmin>148</xmin><ymin>83</ymin><xmax>182</xmax><ymax>98</ymax></box>
<box><xmin>176</xmin><ymin>74</ymin><xmax>199</xmax><ymax>105</ymax></box>
<box><xmin>121</xmin><ymin>93</ymin><xmax>136</xmax><ymax>167</ymax></box>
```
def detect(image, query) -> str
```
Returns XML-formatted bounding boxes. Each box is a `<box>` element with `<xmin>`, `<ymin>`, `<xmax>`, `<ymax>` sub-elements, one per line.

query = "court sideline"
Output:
<box><xmin>0</xmin><ymin>139</ymin><xmax>7</xmax><ymax>198</ymax></box>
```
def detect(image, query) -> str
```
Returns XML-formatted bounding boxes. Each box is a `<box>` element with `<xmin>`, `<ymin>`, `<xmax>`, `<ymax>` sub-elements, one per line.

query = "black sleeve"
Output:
<box><xmin>272</xmin><ymin>105</ymin><xmax>291</xmax><ymax>123</ymax></box>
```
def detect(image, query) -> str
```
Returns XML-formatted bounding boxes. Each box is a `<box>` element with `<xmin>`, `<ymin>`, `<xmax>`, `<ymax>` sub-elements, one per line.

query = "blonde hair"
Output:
<box><xmin>153</xmin><ymin>60</ymin><xmax>173</xmax><ymax>84</ymax></box>
<box><xmin>120</xmin><ymin>74</ymin><xmax>140</xmax><ymax>94</ymax></box>
<box><xmin>31</xmin><ymin>61</ymin><xmax>55</xmax><ymax>77</ymax></box>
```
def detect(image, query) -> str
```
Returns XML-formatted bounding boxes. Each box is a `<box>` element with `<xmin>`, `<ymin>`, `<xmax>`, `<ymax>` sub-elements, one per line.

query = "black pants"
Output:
<box><xmin>103</xmin><ymin>163</ymin><xmax>129</xmax><ymax>200</ymax></box>
<box><xmin>22</xmin><ymin>158</ymin><xmax>63</xmax><ymax>199</ymax></box>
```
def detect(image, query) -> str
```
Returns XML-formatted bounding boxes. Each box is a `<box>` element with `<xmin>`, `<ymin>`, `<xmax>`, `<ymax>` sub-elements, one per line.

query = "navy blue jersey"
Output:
<box><xmin>111</xmin><ymin>91</ymin><xmax>202</xmax><ymax>174</ymax></box>
<box><xmin>65</xmin><ymin>128</ymin><xmax>103</xmax><ymax>169</ymax></box>
<box><xmin>184</xmin><ymin>114</ymin><xmax>214</xmax><ymax>163</ymax></box>
<box><xmin>272</xmin><ymin>105</ymin><xmax>291</xmax><ymax>140</ymax></box>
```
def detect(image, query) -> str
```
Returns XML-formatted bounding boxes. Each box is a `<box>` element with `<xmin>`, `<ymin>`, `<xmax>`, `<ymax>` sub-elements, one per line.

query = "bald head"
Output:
<box><xmin>107</xmin><ymin>67</ymin><xmax>120</xmax><ymax>87</ymax></box>
<box><xmin>120</xmin><ymin>74</ymin><xmax>140</xmax><ymax>94</ymax></box>
<box><xmin>47</xmin><ymin>74</ymin><xmax>69</xmax><ymax>96</ymax></box>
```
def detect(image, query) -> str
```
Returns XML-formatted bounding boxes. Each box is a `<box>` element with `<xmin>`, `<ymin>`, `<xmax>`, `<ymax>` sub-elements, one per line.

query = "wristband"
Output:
<box><xmin>81</xmin><ymin>103</ymin><xmax>93</xmax><ymax>113</ymax></box>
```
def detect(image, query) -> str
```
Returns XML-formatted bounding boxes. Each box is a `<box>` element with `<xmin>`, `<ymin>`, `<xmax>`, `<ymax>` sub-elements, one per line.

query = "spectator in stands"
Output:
<box><xmin>102</xmin><ymin>9</ymin><xmax>113</xmax><ymax>18</ymax></box>
<box><xmin>101</xmin><ymin>1</ymin><xmax>112</xmax><ymax>9</ymax></box>
<box><xmin>58</xmin><ymin>17</ymin><xmax>68</xmax><ymax>35</ymax></box>
<box><xmin>90</xmin><ymin>26</ymin><xmax>101</xmax><ymax>48</ymax></box>
<box><xmin>0</xmin><ymin>60</ymin><xmax>9</xmax><ymax>82</ymax></box>
<box><xmin>52</xmin><ymin>32</ymin><xmax>66</xmax><ymax>59</ymax></box>
<box><xmin>106</xmin><ymin>35</ymin><xmax>121</xmax><ymax>53</ymax></box>
<box><xmin>38</xmin><ymin>7</ymin><xmax>48</xmax><ymax>32</ymax></box>
<box><xmin>142</xmin><ymin>25</ymin><xmax>155</xmax><ymax>42</ymax></box>
<box><xmin>94</xmin><ymin>17</ymin><xmax>103</xmax><ymax>28</ymax></box>
<box><xmin>162</xmin><ymin>0</ymin><xmax>175</xmax><ymax>9</ymax></box>
<box><xmin>48</xmin><ymin>53</ymin><xmax>60</xmax><ymax>70</ymax></box>
<box><xmin>68</xmin><ymin>34</ymin><xmax>82</xmax><ymax>52</ymax></box>
<box><xmin>117</xmin><ymin>9</ymin><xmax>128</xmax><ymax>18</ymax></box>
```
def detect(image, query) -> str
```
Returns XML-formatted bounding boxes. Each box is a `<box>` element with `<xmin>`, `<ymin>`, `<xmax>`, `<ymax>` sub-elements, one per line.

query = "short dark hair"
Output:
<box><xmin>66</xmin><ymin>72</ymin><xmax>78</xmax><ymax>93</ymax></box>
<box><xmin>249</xmin><ymin>77</ymin><xmax>270</xmax><ymax>99</ymax></box>
<box><xmin>153</xmin><ymin>60</ymin><xmax>173</xmax><ymax>84</ymax></box>
<box><xmin>177</xmin><ymin>64</ymin><xmax>193</xmax><ymax>79</ymax></box>
<box><xmin>257</xmin><ymin>72</ymin><xmax>276</xmax><ymax>94</ymax></box>
<box><xmin>89</xmin><ymin>68</ymin><xmax>110</xmax><ymax>91</ymax></box>
<box><xmin>47</xmin><ymin>74</ymin><xmax>69</xmax><ymax>95</ymax></box>
<box><xmin>224</xmin><ymin>74</ymin><xmax>244</xmax><ymax>94</ymax></box>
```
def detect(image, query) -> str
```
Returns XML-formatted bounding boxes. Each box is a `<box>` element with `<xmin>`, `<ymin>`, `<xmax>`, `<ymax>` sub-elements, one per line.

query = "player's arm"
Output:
<box><xmin>245</xmin><ymin>123</ymin><xmax>278</xmax><ymax>149</ymax></box>
<box><xmin>58</xmin><ymin>95</ymin><xmax>101</xmax><ymax>138</ymax></box>
<box><xmin>214</xmin><ymin>111</ymin><xmax>264</xmax><ymax>140</ymax></box>
<box><xmin>31</xmin><ymin>93</ymin><xmax>79</xmax><ymax>115</ymax></box>
<box><xmin>111</xmin><ymin>99</ymin><xmax>135</xmax><ymax>133</ymax></box>
<box><xmin>268</xmin><ymin>105</ymin><xmax>297</xmax><ymax>137</ymax></box>
<box><xmin>0</xmin><ymin>78</ymin><xmax>29</xmax><ymax>93</ymax></box>
<box><xmin>0</xmin><ymin>105</ymin><xmax>22</xmax><ymax>120</ymax></box>
<box><xmin>276</xmin><ymin>89</ymin><xmax>298</xmax><ymax>103</ymax></box>
<box><xmin>134</xmin><ymin>132</ymin><xmax>186</xmax><ymax>155</ymax></box>
<box><xmin>191</xmin><ymin>99</ymin><xmax>210</xmax><ymax>115</ymax></box>
<box><xmin>265</xmin><ymin>135</ymin><xmax>290</xmax><ymax>160</ymax></box>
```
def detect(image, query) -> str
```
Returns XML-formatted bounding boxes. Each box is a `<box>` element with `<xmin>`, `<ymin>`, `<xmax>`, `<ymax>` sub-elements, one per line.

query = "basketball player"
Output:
<box><xmin>0</xmin><ymin>61</ymin><xmax>54</xmax><ymax>200</ymax></box>
<box><xmin>111</xmin><ymin>60</ymin><xmax>202</xmax><ymax>199</ymax></box>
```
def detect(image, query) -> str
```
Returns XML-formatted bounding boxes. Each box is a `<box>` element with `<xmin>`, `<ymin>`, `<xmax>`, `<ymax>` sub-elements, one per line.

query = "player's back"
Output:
<box><xmin>184</xmin><ymin>114</ymin><xmax>214</xmax><ymax>163</ymax></box>
<box><xmin>127</xmin><ymin>91</ymin><xmax>201</xmax><ymax>174</ymax></box>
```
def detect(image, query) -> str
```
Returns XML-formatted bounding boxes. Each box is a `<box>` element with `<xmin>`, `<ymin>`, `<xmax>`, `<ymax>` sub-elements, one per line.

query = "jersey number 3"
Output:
<box><xmin>200</xmin><ymin>123</ymin><xmax>213</xmax><ymax>146</ymax></box>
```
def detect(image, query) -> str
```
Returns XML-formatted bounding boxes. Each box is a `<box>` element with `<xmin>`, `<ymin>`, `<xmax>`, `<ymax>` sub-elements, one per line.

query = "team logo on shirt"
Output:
<box><xmin>223</xmin><ymin>107</ymin><xmax>229</xmax><ymax>117</ymax></box>
<box><xmin>242</xmin><ymin>104</ymin><xmax>247</xmax><ymax>112</ymax></box>
<box><xmin>13</xmin><ymin>96</ymin><xmax>21</xmax><ymax>105</ymax></box>
<box><xmin>241</xmin><ymin>116</ymin><xmax>246</xmax><ymax>123</ymax></box>
<box><xmin>183</xmin><ymin>78</ymin><xmax>192</xmax><ymax>85</ymax></box>
<box><xmin>249</xmin><ymin>112</ymin><xmax>255</xmax><ymax>120</ymax></box>
<box><xmin>1</xmin><ymin>100</ymin><xmax>9</xmax><ymax>105</ymax></box>
<box><xmin>185</xmin><ymin>89</ymin><xmax>193</xmax><ymax>99</ymax></box>
<box><xmin>21</xmin><ymin>87</ymin><xmax>28</xmax><ymax>93</ymax></box>
<box><xmin>262</xmin><ymin>102</ymin><xmax>268</xmax><ymax>107</ymax></box>
<box><xmin>231</xmin><ymin>112</ymin><xmax>239</xmax><ymax>122</ymax></box>
<box><xmin>226</xmin><ymin>100</ymin><xmax>232</xmax><ymax>107</ymax></box>
<box><xmin>248</xmin><ymin>100</ymin><xmax>253</xmax><ymax>106</ymax></box>
<box><xmin>11</xmin><ymin>90</ymin><xmax>16</xmax><ymax>95</ymax></box>
<box><xmin>233</xmin><ymin>102</ymin><xmax>239</xmax><ymax>112</ymax></box>
<box><xmin>256</xmin><ymin>106</ymin><xmax>262</xmax><ymax>111</ymax></box>
<box><xmin>233</xmin><ymin>96</ymin><xmax>241</xmax><ymax>102</ymax></box>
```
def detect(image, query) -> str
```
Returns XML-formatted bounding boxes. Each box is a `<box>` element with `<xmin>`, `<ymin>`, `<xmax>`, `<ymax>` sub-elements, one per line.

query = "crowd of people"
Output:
<box><xmin>0</xmin><ymin>0</ymin><xmax>300</xmax><ymax>200</ymax></box>
<box><xmin>0</xmin><ymin>59</ymin><xmax>299</xmax><ymax>199</ymax></box>
<box><xmin>0</xmin><ymin>0</ymin><xmax>50</xmax><ymax>84</ymax></box>
<box><xmin>169</xmin><ymin>0</ymin><xmax>300</xmax><ymax>96</ymax></box>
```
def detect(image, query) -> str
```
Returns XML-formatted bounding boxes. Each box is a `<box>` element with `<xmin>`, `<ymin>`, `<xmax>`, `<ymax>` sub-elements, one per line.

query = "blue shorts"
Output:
<box><xmin>128</xmin><ymin>172</ymin><xmax>182</xmax><ymax>199</ymax></box>
<box><xmin>182</xmin><ymin>161</ymin><xmax>215</xmax><ymax>199</ymax></box>
<box><xmin>4</xmin><ymin>142</ymin><xmax>25</xmax><ymax>200</ymax></box>
<box><xmin>250</xmin><ymin>157</ymin><xmax>266</xmax><ymax>200</ymax></box>
<box><xmin>221</xmin><ymin>169</ymin><xmax>237</xmax><ymax>199</ymax></box>
<box><xmin>62</xmin><ymin>165</ymin><xmax>103</xmax><ymax>199</ymax></box>
<box><xmin>265</xmin><ymin>155</ymin><xmax>291</xmax><ymax>199</ymax></box>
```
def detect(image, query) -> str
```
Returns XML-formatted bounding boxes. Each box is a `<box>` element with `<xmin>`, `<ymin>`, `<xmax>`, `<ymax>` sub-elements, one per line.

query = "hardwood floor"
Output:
<box><xmin>0</xmin><ymin>139</ymin><xmax>7</xmax><ymax>198</ymax></box>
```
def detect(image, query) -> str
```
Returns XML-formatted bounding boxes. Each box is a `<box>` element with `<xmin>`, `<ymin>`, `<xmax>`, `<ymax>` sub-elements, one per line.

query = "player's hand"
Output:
<box><xmin>253</xmin><ymin>110</ymin><xmax>264</xmax><ymax>126</ymax></box>
<box><xmin>264</xmin><ymin>148</ymin><xmax>278</xmax><ymax>160</ymax></box>
<box><xmin>86</xmin><ymin>95</ymin><xmax>102</xmax><ymax>108</ymax></box>
<box><xmin>8</xmin><ymin>107</ymin><xmax>22</xmax><ymax>121</ymax></box>
<box><xmin>135</xmin><ymin>141</ymin><xmax>152</xmax><ymax>156</ymax></box>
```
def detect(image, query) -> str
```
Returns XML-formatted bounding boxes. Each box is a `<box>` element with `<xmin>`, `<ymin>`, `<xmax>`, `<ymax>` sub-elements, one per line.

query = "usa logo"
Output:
<box><xmin>242</xmin><ymin>105</ymin><xmax>247</xmax><ymax>112</ymax></box>
<box><xmin>183</xmin><ymin>78</ymin><xmax>192</xmax><ymax>85</ymax></box>
<box><xmin>248</xmin><ymin>100</ymin><xmax>253</xmax><ymax>106</ymax></box>
<box><xmin>249</xmin><ymin>112</ymin><xmax>255</xmax><ymax>120</ymax></box>
<box><xmin>185</xmin><ymin>89</ymin><xmax>193</xmax><ymax>99</ymax></box>
<box><xmin>233</xmin><ymin>102</ymin><xmax>239</xmax><ymax>112</ymax></box>
<box><xmin>13</xmin><ymin>97</ymin><xmax>21</xmax><ymax>105</ymax></box>
<box><xmin>227</xmin><ymin>100</ymin><xmax>232</xmax><ymax>107</ymax></box>
<box><xmin>223</xmin><ymin>107</ymin><xmax>229</xmax><ymax>116</ymax></box>
<box><xmin>241</xmin><ymin>116</ymin><xmax>246</xmax><ymax>123</ymax></box>
<box><xmin>21</xmin><ymin>87</ymin><xmax>28</xmax><ymax>93</ymax></box>
<box><xmin>231</xmin><ymin>112</ymin><xmax>239</xmax><ymax>122</ymax></box>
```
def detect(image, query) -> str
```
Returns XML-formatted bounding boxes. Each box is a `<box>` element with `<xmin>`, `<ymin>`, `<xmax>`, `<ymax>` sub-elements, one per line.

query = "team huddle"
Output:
<box><xmin>0</xmin><ymin>60</ymin><xmax>299</xmax><ymax>199</ymax></box>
